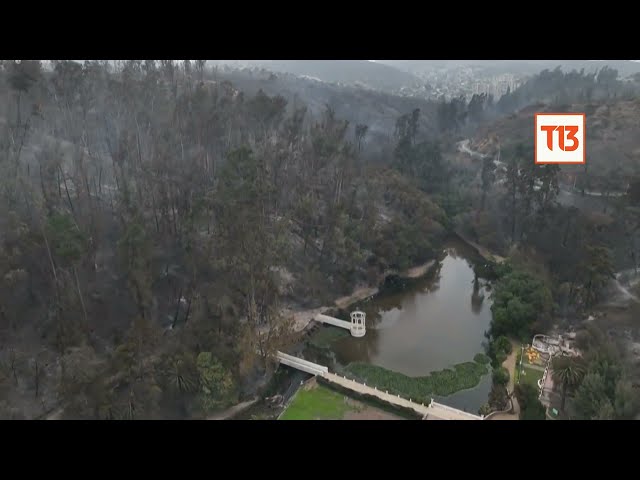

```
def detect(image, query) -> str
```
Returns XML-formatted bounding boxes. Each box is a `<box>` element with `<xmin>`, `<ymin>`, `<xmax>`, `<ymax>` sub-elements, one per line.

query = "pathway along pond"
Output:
<box><xmin>312</xmin><ymin>237</ymin><xmax>494</xmax><ymax>413</ymax></box>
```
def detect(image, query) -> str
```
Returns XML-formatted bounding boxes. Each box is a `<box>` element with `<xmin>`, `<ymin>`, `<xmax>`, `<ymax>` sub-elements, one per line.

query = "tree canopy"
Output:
<box><xmin>490</xmin><ymin>265</ymin><xmax>553</xmax><ymax>341</ymax></box>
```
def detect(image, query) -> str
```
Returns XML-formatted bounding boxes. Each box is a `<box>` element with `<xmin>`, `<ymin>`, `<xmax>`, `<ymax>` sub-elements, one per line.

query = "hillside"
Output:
<box><xmin>0</xmin><ymin>60</ymin><xmax>450</xmax><ymax>420</ymax></box>
<box><xmin>2</xmin><ymin>60</ymin><xmax>639</xmax><ymax>422</ymax></box>
<box><xmin>470</xmin><ymin>98</ymin><xmax>640</xmax><ymax>186</ymax></box>
<box><xmin>214</xmin><ymin>66</ymin><xmax>440</xmax><ymax>147</ymax></box>
<box><xmin>378</xmin><ymin>60</ymin><xmax>640</xmax><ymax>78</ymax></box>
<box><xmin>210</xmin><ymin>60</ymin><xmax>423</xmax><ymax>93</ymax></box>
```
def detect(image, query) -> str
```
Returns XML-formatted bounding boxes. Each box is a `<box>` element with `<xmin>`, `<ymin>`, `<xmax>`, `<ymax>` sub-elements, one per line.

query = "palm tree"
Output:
<box><xmin>552</xmin><ymin>355</ymin><xmax>586</xmax><ymax>412</ymax></box>
<box><xmin>165</xmin><ymin>353</ymin><xmax>199</xmax><ymax>394</ymax></box>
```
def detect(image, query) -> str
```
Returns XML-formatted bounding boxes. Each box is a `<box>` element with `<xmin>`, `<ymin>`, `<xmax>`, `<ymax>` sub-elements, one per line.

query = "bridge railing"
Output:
<box><xmin>342</xmin><ymin>376</ymin><xmax>483</xmax><ymax>419</ymax></box>
<box><xmin>276</xmin><ymin>352</ymin><xmax>482</xmax><ymax>420</ymax></box>
<box><xmin>430</xmin><ymin>400</ymin><xmax>484</xmax><ymax>420</ymax></box>
<box><xmin>325</xmin><ymin>372</ymin><xmax>432</xmax><ymax>414</ymax></box>
<box><xmin>276</xmin><ymin>352</ymin><xmax>329</xmax><ymax>375</ymax></box>
<box><xmin>315</xmin><ymin>314</ymin><xmax>352</xmax><ymax>329</ymax></box>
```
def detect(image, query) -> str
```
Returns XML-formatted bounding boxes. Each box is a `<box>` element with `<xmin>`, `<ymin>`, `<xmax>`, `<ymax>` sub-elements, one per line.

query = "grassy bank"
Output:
<box><xmin>316</xmin><ymin>377</ymin><xmax>422</xmax><ymax>419</ymax></box>
<box><xmin>519</xmin><ymin>366</ymin><xmax>544</xmax><ymax>388</ymax></box>
<box><xmin>279</xmin><ymin>382</ymin><xmax>411</xmax><ymax>420</ymax></box>
<box><xmin>343</xmin><ymin>356</ymin><xmax>490</xmax><ymax>403</ymax></box>
<box><xmin>279</xmin><ymin>384</ymin><xmax>352</xmax><ymax>420</ymax></box>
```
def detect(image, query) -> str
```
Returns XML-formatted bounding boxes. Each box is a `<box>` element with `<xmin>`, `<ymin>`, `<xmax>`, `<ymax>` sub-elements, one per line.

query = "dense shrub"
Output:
<box><xmin>474</xmin><ymin>353</ymin><xmax>491</xmax><ymax>365</ymax></box>
<box><xmin>492</xmin><ymin>367</ymin><xmax>510</xmax><ymax>386</ymax></box>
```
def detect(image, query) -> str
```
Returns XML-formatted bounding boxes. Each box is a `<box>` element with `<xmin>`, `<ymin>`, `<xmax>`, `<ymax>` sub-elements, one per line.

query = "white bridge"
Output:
<box><xmin>315</xmin><ymin>311</ymin><xmax>366</xmax><ymax>337</ymax></box>
<box><xmin>276</xmin><ymin>351</ymin><xmax>329</xmax><ymax>376</ymax></box>
<box><xmin>277</xmin><ymin>310</ymin><xmax>482</xmax><ymax>419</ymax></box>
<box><xmin>275</xmin><ymin>351</ymin><xmax>484</xmax><ymax>421</ymax></box>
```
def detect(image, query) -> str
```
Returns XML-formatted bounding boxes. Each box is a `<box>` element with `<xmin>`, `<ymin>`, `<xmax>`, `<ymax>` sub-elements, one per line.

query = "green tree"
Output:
<box><xmin>521</xmin><ymin>399</ymin><xmax>546</xmax><ymax>420</ymax></box>
<box><xmin>394</xmin><ymin>139</ymin><xmax>447</xmax><ymax>194</ymax></box>
<box><xmin>58</xmin><ymin>345</ymin><xmax>110</xmax><ymax>419</ymax></box>
<box><xmin>613</xmin><ymin>379</ymin><xmax>638</xmax><ymax>419</ymax></box>
<box><xmin>551</xmin><ymin>355</ymin><xmax>586</xmax><ymax>412</ymax></box>
<box><xmin>490</xmin><ymin>267</ymin><xmax>552</xmax><ymax>341</ymax></box>
<box><xmin>493</xmin><ymin>336</ymin><xmax>513</xmax><ymax>355</ymax></box>
<box><xmin>515</xmin><ymin>383</ymin><xmax>546</xmax><ymax>420</ymax></box>
<box><xmin>393</xmin><ymin>110</ymin><xmax>448</xmax><ymax>194</ymax></box>
<box><xmin>500</xmin><ymin>143</ymin><xmax>560</xmax><ymax>243</ymax></box>
<box><xmin>488</xmin><ymin>383</ymin><xmax>509</xmax><ymax>411</ymax></box>
<box><xmin>6</xmin><ymin>60</ymin><xmax>42</xmax><ymax>127</ymax></box>
<box><xmin>572</xmin><ymin>372</ymin><xmax>611</xmax><ymax>419</ymax></box>
<box><xmin>213</xmin><ymin>147</ymin><xmax>291</xmax><ymax>369</ymax></box>
<box><xmin>480</xmin><ymin>156</ymin><xmax>495</xmax><ymax>211</ymax></box>
<box><xmin>196</xmin><ymin>352</ymin><xmax>235</xmax><ymax>412</ymax></box>
<box><xmin>571</xmin><ymin>326</ymin><xmax>639</xmax><ymax>419</ymax></box>
<box><xmin>595</xmin><ymin>400</ymin><xmax>615</xmax><ymax>419</ymax></box>
<box><xmin>162</xmin><ymin>352</ymin><xmax>199</xmax><ymax>394</ymax></box>
<box><xmin>117</xmin><ymin>218</ymin><xmax>152</xmax><ymax>320</ymax></box>
<box><xmin>45</xmin><ymin>213</ymin><xmax>90</xmax><ymax>348</ymax></box>
<box><xmin>492</xmin><ymin>367</ymin><xmax>510</xmax><ymax>386</ymax></box>
<box><xmin>46</xmin><ymin>213</ymin><xmax>86</xmax><ymax>266</ymax></box>
<box><xmin>534</xmin><ymin>164</ymin><xmax>560</xmax><ymax>213</ymax></box>
<box><xmin>578</xmin><ymin>245</ymin><xmax>615</xmax><ymax>307</ymax></box>
<box><xmin>584</xmin><ymin>345</ymin><xmax>623</xmax><ymax>400</ymax></box>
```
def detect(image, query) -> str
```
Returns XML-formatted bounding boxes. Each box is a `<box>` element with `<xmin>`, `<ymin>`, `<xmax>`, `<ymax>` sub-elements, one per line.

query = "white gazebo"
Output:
<box><xmin>350</xmin><ymin>311</ymin><xmax>366</xmax><ymax>337</ymax></box>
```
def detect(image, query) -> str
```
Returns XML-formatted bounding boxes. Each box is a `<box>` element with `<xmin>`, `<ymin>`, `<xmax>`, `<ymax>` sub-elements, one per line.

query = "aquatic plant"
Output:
<box><xmin>344</xmin><ymin>356</ymin><xmax>490</xmax><ymax>402</ymax></box>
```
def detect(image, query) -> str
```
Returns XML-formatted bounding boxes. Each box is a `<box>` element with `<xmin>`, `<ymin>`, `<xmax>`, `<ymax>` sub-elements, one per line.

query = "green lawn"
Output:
<box><xmin>279</xmin><ymin>384</ymin><xmax>353</xmax><ymax>420</ymax></box>
<box><xmin>514</xmin><ymin>346</ymin><xmax>523</xmax><ymax>384</ymax></box>
<box><xmin>519</xmin><ymin>365</ymin><xmax>544</xmax><ymax>388</ymax></box>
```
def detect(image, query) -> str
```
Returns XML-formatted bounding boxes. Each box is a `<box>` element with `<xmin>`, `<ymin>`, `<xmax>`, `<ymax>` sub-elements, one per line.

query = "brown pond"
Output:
<box><xmin>327</xmin><ymin>237</ymin><xmax>494</xmax><ymax>412</ymax></box>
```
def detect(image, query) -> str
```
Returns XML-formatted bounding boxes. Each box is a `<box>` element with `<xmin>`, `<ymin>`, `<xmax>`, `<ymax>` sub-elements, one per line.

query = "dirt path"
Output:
<box><xmin>283</xmin><ymin>307</ymin><xmax>327</xmax><ymax>333</ymax></box>
<box><xmin>207</xmin><ymin>398</ymin><xmax>259</xmax><ymax>420</ymax></box>
<box><xmin>334</xmin><ymin>286</ymin><xmax>379</xmax><ymax>310</ymax></box>
<box><xmin>454</xmin><ymin>231</ymin><xmax>507</xmax><ymax>264</ymax></box>
<box><xmin>504</xmin><ymin>340</ymin><xmax>520</xmax><ymax>392</ymax></box>
<box><xmin>403</xmin><ymin>260</ymin><xmax>436</xmax><ymax>279</ymax></box>
<box><xmin>283</xmin><ymin>285</ymin><xmax>380</xmax><ymax>334</ymax></box>
<box><xmin>488</xmin><ymin>340</ymin><xmax>520</xmax><ymax>420</ymax></box>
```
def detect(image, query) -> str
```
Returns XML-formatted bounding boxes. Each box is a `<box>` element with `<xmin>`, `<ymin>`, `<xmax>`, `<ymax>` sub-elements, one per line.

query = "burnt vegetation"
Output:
<box><xmin>1</xmin><ymin>60</ymin><xmax>639</xmax><ymax>419</ymax></box>
<box><xmin>0</xmin><ymin>60</ymin><xmax>450</xmax><ymax>419</ymax></box>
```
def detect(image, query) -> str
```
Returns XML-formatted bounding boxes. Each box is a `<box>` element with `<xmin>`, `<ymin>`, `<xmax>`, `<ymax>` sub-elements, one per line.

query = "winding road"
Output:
<box><xmin>457</xmin><ymin>139</ymin><xmax>505</xmax><ymax>168</ymax></box>
<box><xmin>458</xmin><ymin>139</ymin><xmax>488</xmax><ymax>159</ymax></box>
<box><xmin>458</xmin><ymin>139</ymin><xmax>627</xmax><ymax>198</ymax></box>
